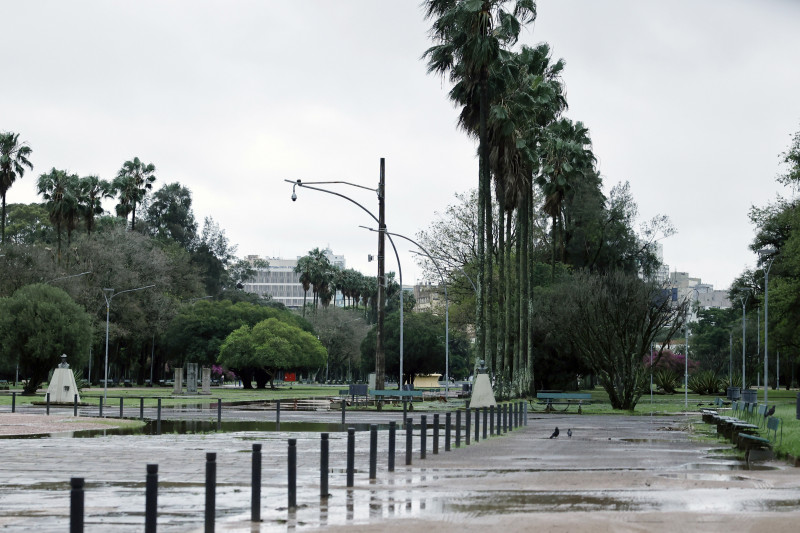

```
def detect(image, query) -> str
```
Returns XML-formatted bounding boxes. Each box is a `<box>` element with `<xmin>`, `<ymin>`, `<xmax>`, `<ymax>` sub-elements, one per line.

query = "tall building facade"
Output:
<box><xmin>243</xmin><ymin>247</ymin><xmax>346</xmax><ymax>308</ymax></box>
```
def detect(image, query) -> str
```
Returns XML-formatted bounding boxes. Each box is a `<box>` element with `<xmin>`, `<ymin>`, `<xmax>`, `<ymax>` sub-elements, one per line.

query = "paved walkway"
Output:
<box><xmin>1</xmin><ymin>410</ymin><xmax>799</xmax><ymax>532</ymax></box>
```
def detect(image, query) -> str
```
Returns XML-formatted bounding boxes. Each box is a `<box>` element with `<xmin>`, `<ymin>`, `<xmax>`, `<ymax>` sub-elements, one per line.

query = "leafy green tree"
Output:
<box><xmin>3</xmin><ymin>203</ymin><xmax>53</xmax><ymax>245</ymax></box>
<box><xmin>543</xmin><ymin>271</ymin><xmax>688</xmax><ymax>410</ymax></box>
<box><xmin>690</xmin><ymin>307</ymin><xmax>738</xmax><ymax>376</ymax></box>
<box><xmin>142</xmin><ymin>182</ymin><xmax>198</xmax><ymax>248</ymax></box>
<box><xmin>190</xmin><ymin>217</ymin><xmax>237</xmax><ymax>295</ymax></box>
<box><xmin>37</xmin><ymin>168</ymin><xmax>80</xmax><ymax>262</ymax></box>
<box><xmin>218</xmin><ymin>318</ymin><xmax>326</xmax><ymax>389</ymax></box>
<box><xmin>0</xmin><ymin>131</ymin><xmax>33</xmax><ymax>244</ymax></box>
<box><xmin>308</xmin><ymin>306</ymin><xmax>371</xmax><ymax>382</ymax></box>
<box><xmin>0</xmin><ymin>284</ymin><xmax>91</xmax><ymax>394</ymax></box>
<box><xmin>113</xmin><ymin>156</ymin><xmax>157</xmax><ymax>231</ymax></box>
<box><xmin>78</xmin><ymin>175</ymin><xmax>112</xmax><ymax>236</ymax></box>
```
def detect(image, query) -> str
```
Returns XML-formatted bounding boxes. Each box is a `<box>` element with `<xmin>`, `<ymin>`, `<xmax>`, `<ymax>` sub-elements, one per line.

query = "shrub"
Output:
<box><xmin>653</xmin><ymin>369</ymin><xmax>681</xmax><ymax>393</ymax></box>
<box><xmin>689</xmin><ymin>370</ymin><xmax>722</xmax><ymax>395</ymax></box>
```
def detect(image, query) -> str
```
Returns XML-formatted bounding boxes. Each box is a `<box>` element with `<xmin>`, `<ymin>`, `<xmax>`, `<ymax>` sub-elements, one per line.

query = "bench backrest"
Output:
<box><xmin>766</xmin><ymin>416</ymin><xmax>782</xmax><ymax>444</ymax></box>
<box><xmin>536</xmin><ymin>392</ymin><xmax>592</xmax><ymax>400</ymax></box>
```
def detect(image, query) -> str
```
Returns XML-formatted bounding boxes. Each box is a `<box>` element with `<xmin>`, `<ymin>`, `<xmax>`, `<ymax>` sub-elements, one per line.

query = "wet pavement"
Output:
<box><xmin>1</xmin><ymin>407</ymin><xmax>800</xmax><ymax>532</ymax></box>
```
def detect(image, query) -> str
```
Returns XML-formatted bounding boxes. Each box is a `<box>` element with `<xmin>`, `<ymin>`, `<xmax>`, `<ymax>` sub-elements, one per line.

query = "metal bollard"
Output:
<box><xmin>145</xmin><ymin>464</ymin><xmax>158</xmax><ymax>533</ymax></box>
<box><xmin>503</xmin><ymin>403</ymin><xmax>507</xmax><ymax>433</ymax></box>
<box><xmin>74</xmin><ymin>394</ymin><xmax>78</xmax><ymax>417</ymax></box>
<box><xmin>388</xmin><ymin>421</ymin><xmax>396</xmax><ymax>472</ymax></box>
<box><xmin>46</xmin><ymin>392</ymin><xmax>50</xmax><ymax>415</ymax></box>
<box><xmin>346</xmin><ymin>428</ymin><xmax>355</xmax><ymax>487</ymax></box>
<box><xmin>515</xmin><ymin>402</ymin><xmax>519</xmax><ymax>428</ymax></box>
<box><xmin>405</xmin><ymin>418</ymin><xmax>413</xmax><ymax>466</ymax></box>
<box><xmin>156</xmin><ymin>398</ymin><xmax>162</xmax><ymax>435</ymax></box>
<box><xmin>403</xmin><ymin>400</ymin><xmax>408</xmax><ymax>425</ymax></box>
<box><xmin>120</xmin><ymin>397</ymin><xmax>124</xmax><ymax>418</ymax></box>
<box><xmin>474</xmin><ymin>408</ymin><xmax>480</xmax><ymax>443</ymax></box>
<box><xmin>489</xmin><ymin>406</ymin><xmax>494</xmax><ymax>436</ymax></box>
<box><xmin>369</xmin><ymin>424</ymin><xmax>378</xmax><ymax>479</ymax></box>
<box><xmin>445</xmin><ymin>412</ymin><xmax>452</xmax><ymax>451</ymax></box>
<box><xmin>205</xmin><ymin>453</ymin><xmax>216</xmax><ymax>533</ymax></box>
<box><xmin>465</xmin><ymin>409</ymin><xmax>471</xmax><ymax>445</ymax></box>
<box><xmin>276</xmin><ymin>399</ymin><xmax>280</xmax><ymax>430</ymax></box>
<box><xmin>288</xmin><ymin>439</ymin><xmax>297</xmax><ymax>509</ymax></box>
<box><xmin>70</xmin><ymin>477</ymin><xmax>84</xmax><ymax>533</ymax></box>
<box><xmin>455</xmin><ymin>410</ymin><xmax>461</xmax><ymax>448</ymax></box>
<box><xmin>140</xmin><ymin>397</ymin><xmax>144</xmax><ymax>420</ymax></box>
<box><xmin>420</xmin><ymin>415</ymin><xmax>427</xmax><ymax>459</ymax></box>
<box><xmin>99</xmin><ymin>397</ymin><xmax>103</xmax><ymax>418</ymax></box>
<box><xmin>433</xmin><ymin>414</ymin><xmax>440</xmax><ymax>454</ymax></box>
<box><xmin>524</xmin><ymin>401</ymin><xmax>528</xmax><ymax>426</ymax></box>
<box><xmin>11</xmin><ymin>392</ymin><xmax>15</xmax><ymax>413</ymax></box>
<box><xmin>341</xmin><ymin>398</ymin><xmax>346</xmax><ymax>424</ymax></box>
<box><xmin>252</xmin><ymin>444</ymin><xmax>262</xmax><ymax>522</ymax></box>
<box><xmin>320</xmin><ymin>433</ymin><xmax>329</xmax><ymax>498</ymax></box>
<box><xmin>482</xmin><ymin>407</ymin><xmax>488</xmax><ymax>440</ymax></box>
<box><xmin>496</xmin><ymin>402</ymin><xmax>501</xmax><ymax>433</ymax></box>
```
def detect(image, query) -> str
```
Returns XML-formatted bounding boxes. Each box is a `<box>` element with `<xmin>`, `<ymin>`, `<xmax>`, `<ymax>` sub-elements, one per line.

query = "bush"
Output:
<box><xmin>653</xmin><ymin>369</ymin><xmax>681</xmax><ymax>393</ymax></box>
<box><xmin>688</xmin><ymin>370</ymin><xmax>722</xmax><ymax>395</ymax></box>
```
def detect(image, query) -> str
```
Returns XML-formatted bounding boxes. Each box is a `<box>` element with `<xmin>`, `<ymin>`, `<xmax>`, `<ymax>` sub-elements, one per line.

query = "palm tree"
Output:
<box><xmin>113</xmin><ymin>156</ymin><xmax>156</xmax><ymax>230</ymax></box>
<box><xmin>424</xmin><ymin>0</ymin><xmax>536</xmax><ymax>369</ymax></box>
<box><xmin>0</xmin><ymin>132</ymin><xmax>34</xmax><ymax>244</ymax></box>
<box><xmin>294</xmin><ymin>255</ymin><xmax>313</xmax><ymax>317</ymax></box>
<box><xmin>37</xmin><ymin>168</ymin><xmax>79</xmax><ymax>262</ymax></box>
<box><xmin>79</xmin><ymin>175</ymin><xmax>112</xmax><ymax>235</ymax></box>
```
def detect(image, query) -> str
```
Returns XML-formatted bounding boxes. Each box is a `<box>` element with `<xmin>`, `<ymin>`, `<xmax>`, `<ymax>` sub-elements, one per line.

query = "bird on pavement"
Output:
<box><xmin>567</xmin><ymin>428</ymin><xmax>572</xmax><ymax>438</ymax></box>
<box><xmin>550</xmin><ymin>427</ymin><xmax>559</xmax><ymax>439</ymax></box>
<box><xmin>765</xmin><ymin>405</ymin><xmax>776</xmax><ymax>418</ymax></box>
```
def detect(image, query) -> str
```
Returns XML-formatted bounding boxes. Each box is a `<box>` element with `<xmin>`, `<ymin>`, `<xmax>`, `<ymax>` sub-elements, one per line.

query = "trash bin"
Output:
<box><xmin>741</xmin><ymin>389</ymin><xmax>753</xmax><ymax>402</ymax></box>
<box><xmin>726</xmin><ymin>386</ymin><xmax>741</xmax><ymax>401</ymax></box>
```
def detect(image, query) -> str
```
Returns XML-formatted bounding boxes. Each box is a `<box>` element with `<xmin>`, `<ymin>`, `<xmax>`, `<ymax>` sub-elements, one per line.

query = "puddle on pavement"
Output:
<box><xmin>1</xmin><ymin>420</ymin><xmax>389</xmax><ymax>438</ymax></box>
<box><xmin>681</xmin><ymin>462</ymin><xmax>777</xmax><ymax>471</ymax></box>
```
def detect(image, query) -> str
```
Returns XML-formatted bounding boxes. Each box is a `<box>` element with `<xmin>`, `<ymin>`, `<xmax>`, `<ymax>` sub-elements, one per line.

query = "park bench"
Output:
<box><xmin>738</xmin><ymin>416</ymin><xmax>782</xmax><ymax>462</ymax></box>
<box><xmin>536</xmin><ymin>392</ymin><xmax>592</xmax><ymax>412</ymax></box>
<box><xmin>701</xmin><ymin>397</ymin><xmax>729</xmax><ymax>423</ymax></box>
<box><xmin>716</xmin><ymin>402</ymin><xmax>759</xmax><ymax>440</ymax></box>
<box><xmin>368</xmin><ymin>389</ymin><xmax>424</xmax><ymax>406</ymax></box>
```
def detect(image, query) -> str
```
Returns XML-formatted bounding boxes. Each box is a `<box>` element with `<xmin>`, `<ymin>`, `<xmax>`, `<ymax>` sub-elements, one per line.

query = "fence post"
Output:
<box><xmin>276</xmin><ymin>399</ymin><xmax>280</xmax><ymax>430</ymax></box>
<box><xmin>420</xmin><ymin>415</ymin><xmax>427</xmax><ymax>459</ymax></box>
<box><xmin>288</xmin><ymin>439</ymin><xmax>297</xmax><ymax>509</ymax></box>
<box><xmin>11</xmin><ymin>391</ymin><xmax>15</xmax><ymax>413</ymax></box>
<box><xmin>433</xmin><ymin>414</ymin><xmax>440</xmax><ymax>454</ymax></box>
<box><xmin>496</xmin><ymin>402</ymin><xmax>501</xmax><ymax>434</ymax></box>
<box><xmin>502</xmin><ymin>403</ymin><xmax>507</xmax><ymax>433</ymax></box>
<box><xmin>482</xmin><ymin>407</ymin><xmax>488</xmax><ymax>440</ymax></box>
<box><xmin>465</xmin><ymin>409</ymin><xmax>471</xmax><ymax>445</ymax></box>
<box><xmin>156</xmin><ymin>398</ymin><xmax>162</xmax><ymax>435</ymax></box>
<box><xmin>524</xmin><ymin>401</ymin><xmax>528</xmax><ymax>426</ymax></box>
<box><xmin>205</xmin><ymin>452</ymin><xmax>216</xmax><ymax>533</ymax></box>
<box><xmin>217</xmin><ymin>399</ymin><xmax>222</xmax><ymax>432</ymax></box>
<box><xmin>74</xmin><ymin>394</ymin><xmax>78</xmax><ymax>417</ymax></box>
<box><xmin>145</xmin><ymin>464</ymin><xmax>158</xmax><ymax>533</ymax></box>
<box><xmin>403</xmin><ymin>400</ymin><xmax>407</xmax><ymax>425</ymax></box>
<box><xmin>388</xmin><ymin>421</ymin><xmax>396</xmax><ymax>472</ymax></box>
<box><xmin>474</xmin><ymin>408</ymin><xmax>480</xmax><ymax>443</ymax></box>
<box><xmin>455</xmin><ymin>411</ymin><xmax>461</xmax><ymax>448</ymax></box>
<box><xmin>445</xmin><ymin>412</ymin><xmax>452</xmax><ymax>451</ymax></box>
<box><xmin>320</xmin><ymin>433</ymin><xmax>329</xmax><ymax>498</ymax></box>
<box><xmin>70</xmin><ymin>477</ymin><xmax>84</xmax><ymax>533</ymax></box>
<box><xmin>489</xmin><ymin>406</ymin><xmax>494</xmax><ymax>436</ymax></box>
<box><xmin>369</xmin><ymin>424</ymin><xmax>378</xmax><ymax>479</ymax></box>
<box><xmin>140</xmin><ymin>397</ymin><xmax>144</xmax><ymax>420</ymax></box>
<box><xmin>99</xmin><ymin>397</ymin><xmax>103</xmax><ymax>418</ymax></box>
<box><xmin>346</xmin><ymin>428</ymin><xmax>355</xmax><ymax>487</ymax></box>
<box><xmin>46</xmin><ymin>392</ymin><xmax>50</xmax><ymax>415</ymax></box>
<box><xmin>120</xmin><ymin>397</ymin><xmax>124</xmax><ymax>418</ymax></box>
<box><xmin>405</xmin><ymin>418</ymin><xmax>413</xmax><ymax>466</ymax></box>
<box><xmin>251</xmin><ymin>444</ymin><xmax>262</xmax><ymax>522</ymax></box>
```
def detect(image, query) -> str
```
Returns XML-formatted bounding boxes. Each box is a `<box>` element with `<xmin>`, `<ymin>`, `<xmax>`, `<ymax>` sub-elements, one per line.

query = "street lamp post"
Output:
<box><xmin>102</xmin><ymin>285</ymin><xmax>155</xmax><ymax>402</ymax></box>
<box><xmin>758</xmin><ymin>247</ymin><xmax>776</xmax><ymax>403</ymax></box>
<box><xmin>684</xmin><ymin>286</ymin><xmax>700</xmax><ymax>409</ymax></box>
<box><xmin>740</xmin><ymin>291</ymin><xmax>749</xmax><ymax>389</ymax></box>
<box><xmin>286</xmin><ymin>159</ymin><xmax>400</xmax><ymax>395</ymax></box>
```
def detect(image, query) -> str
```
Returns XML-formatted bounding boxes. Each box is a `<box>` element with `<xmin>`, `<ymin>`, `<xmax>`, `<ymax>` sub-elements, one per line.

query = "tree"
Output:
<box><xmin>190</xmin><ymin>217</ymin><xmax>237</xmax><ymax>295</ymax></box>
<box><xmin>79</xmin><ymin>175</ymin><xmax>112</xmax><ymax>236</ymax></box>
<box><xmin>0</xmin><ymin>132</ymin><xmax>33</xmax><ymax>244</ymax></box>
<box><xmin>37</xmin><ymin>168</ymin><xmax>80</xmax><ymax>262</ymax></box>
<box><xmin>0</xmin><ymin>284</ymin><xmax>92</xmax><ymax>394</ymax></box>
<box><xmin>544</xmin><ymin>271</ymin><xmax>688</xmax><ymax>410</ymax></box>
<box><xmin>141</xmin><ymin>182</ymin><xmax>198</xmax><ymax>248</ymax></box>
<box><xmin>306</xmin><ymin>306</ymin><xmax>371</xmax><ymax>382</ymax></box>
<box><xmin>2</xmin><ymin>203</ymin><xmax>53</xmax><ymax>245</ymax></box>
<box><xmin>218</xmin><ymin>318</ymin><xmax>326</xmax><ymax>389</ymax></box>
<box><xmin>113</xmin><ymin>156</ymin><xmax>156</xmax><ymax>231</ymax></box>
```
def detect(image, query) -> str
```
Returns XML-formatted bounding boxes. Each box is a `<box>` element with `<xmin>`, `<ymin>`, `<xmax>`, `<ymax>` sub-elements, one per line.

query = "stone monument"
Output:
<box><xmin>173</xmin><ymin>368</ymin><xmax>183</xmax><ymax>395</ymax></box>
<box><xmin>186</xmin><ymin>363</ymin><xmax>198</xmax><ymax>394</ymax></box>
<box><xmin>47</xmin><ymin>354</ymin><xmax>80</xmax><ymax>404</ymax></box>
<box><xmin>201</xmin><ymin>367</ymin><xmax>211</xmax><ymax>395</ymax></box>
<box><xmin>469</xmin><ymin>360</ymin><xmax>497</xmax><ymax>408</ymax></box>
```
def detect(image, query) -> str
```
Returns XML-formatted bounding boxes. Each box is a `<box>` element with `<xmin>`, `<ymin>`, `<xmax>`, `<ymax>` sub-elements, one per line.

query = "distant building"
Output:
<box><xmin>242</xmin><ymin>247</ymin><xmax>346</xmax><ymax>308</ymax></box>
<box><xmin>667</xmin><ymin>271</ymin><xmax>731</xmax><ymax>320</ymax></box>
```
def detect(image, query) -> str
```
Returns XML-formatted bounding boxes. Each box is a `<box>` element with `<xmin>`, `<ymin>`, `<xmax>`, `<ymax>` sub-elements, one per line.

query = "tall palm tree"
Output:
<box><xmin>294</xmin><ymin>255</ymin><xmax>313</xmax><ymax>317</ymax></box>
<box><xmin>37</xmin><ymin>168</ymin><xmax>78</xmax><ymax>262</ymax></box>
<box><xmin>113</xmin><ymin>156</ymin><xmax>156</xmax><ymax>230</ymax></box>
<box><xmin>79</xmin><ymin>175</ymin><xmax>112</xmax><ymax>235</ymax></box>
<box><xmin>424</xmin><ymin>0</ymin><xmax>536</xmax><ymax>370</ymax></box>
<box><xmin>0</xmin><ymin>132</ymin><xmax>34</xmax><ymax>244</ymax></box>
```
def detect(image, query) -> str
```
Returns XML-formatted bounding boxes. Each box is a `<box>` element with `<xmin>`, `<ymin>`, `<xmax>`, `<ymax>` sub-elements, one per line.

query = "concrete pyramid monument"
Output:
<box><xmin>46</xmin><ymin>354</ymin><xmax>80</xmax><ymax>404</ymax></box>
<box><xmin>469</xmin><ymin>359</ymin><xmax>497</xmax><ymax>408</ymax></box>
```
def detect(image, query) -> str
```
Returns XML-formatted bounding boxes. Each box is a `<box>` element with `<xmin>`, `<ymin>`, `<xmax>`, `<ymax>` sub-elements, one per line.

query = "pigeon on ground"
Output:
<box><xmin>550</xmin><ymin>427</ymin><xmax>559</xmax><ymax>439</ymax></box>
<box><xmin>567</xmin><ymin>428</ymin><xmax>572</xmax><ymax>438</ymax></box>
<box><xmin>765</xmin><ymin>405</ymin><xmax>776</xmax><ymax>418</ymax></box>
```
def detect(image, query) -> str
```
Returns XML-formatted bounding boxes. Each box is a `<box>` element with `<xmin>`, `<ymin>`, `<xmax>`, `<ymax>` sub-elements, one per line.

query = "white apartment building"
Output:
<box><xmin>243</xmin><ymin>248</ymin><xmax>346</xmax><ymax>308</ymax></box>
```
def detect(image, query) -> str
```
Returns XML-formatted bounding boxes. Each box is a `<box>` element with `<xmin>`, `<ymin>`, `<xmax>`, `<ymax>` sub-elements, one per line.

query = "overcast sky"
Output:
<box><xmin>3</xmin><ymin>1</ymin><xmax>800</xmax><ymax>290</ymax></box>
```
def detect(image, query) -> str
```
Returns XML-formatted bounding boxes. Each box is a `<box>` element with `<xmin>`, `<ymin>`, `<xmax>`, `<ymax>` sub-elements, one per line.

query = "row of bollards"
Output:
<box><xmin>66</xmin><ymin>402</ymin><xmax>527</xmax><ymax>531</ymax></box>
